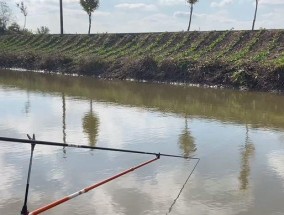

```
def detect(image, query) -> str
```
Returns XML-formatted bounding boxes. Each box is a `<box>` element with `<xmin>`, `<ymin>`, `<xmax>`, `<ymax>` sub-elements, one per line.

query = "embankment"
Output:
<box><xmin>0</xmin><ymin>30</ymin><xmax>284</xmax><ymax>91</ymax></box>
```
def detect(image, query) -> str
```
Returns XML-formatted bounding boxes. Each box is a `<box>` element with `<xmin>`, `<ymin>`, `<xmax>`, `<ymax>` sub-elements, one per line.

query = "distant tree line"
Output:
<box><xmin>0</xmin><ymin>0</ymin><xmax>262</xmax><ymax>35</ymax></box>
<box><xmin>0</xmin><ymin>1</ymin><xmax>49</xmax><ymax>35</ymax></box>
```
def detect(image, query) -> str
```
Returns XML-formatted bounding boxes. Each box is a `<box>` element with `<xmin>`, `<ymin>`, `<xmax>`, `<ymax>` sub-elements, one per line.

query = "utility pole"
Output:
<box><xmin>60</xmin><ymin>0</ymin><xmax>63</xmax><ymax>35</ymax></box>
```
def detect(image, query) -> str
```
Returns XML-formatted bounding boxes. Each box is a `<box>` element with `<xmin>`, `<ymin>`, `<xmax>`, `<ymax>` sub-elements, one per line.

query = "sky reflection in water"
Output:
<box><xmin>0</xmin><ymin>70</ymin><xmax>284</xmax><ymax>215</ymax></box>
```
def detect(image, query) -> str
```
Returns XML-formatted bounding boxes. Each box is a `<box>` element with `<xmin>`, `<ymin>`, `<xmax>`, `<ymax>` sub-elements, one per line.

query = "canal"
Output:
<box><xmin>0</xmin><ymin>69</ymin><xmax>284</xmax><ymax>215</ymax></box>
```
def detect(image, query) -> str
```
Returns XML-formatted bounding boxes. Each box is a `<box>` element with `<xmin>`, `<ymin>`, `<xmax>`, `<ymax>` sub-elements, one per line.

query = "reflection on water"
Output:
<box><xmin>62</xmin><ymin>93</ymin><xmax>67</xmax><ymax>144</ymax></box>
<box><xmin>62</xmin><ymin>93</ymin><xmax>67</xmax><ymax>157</ymax></box>
<box><xmin>24</xmin><ymin>91</ymin><xmax>31</xmax><ymax>115</ymax></box>
<box><xmin>239</xmin><ymin>125</ymin><xmax>255</xmax><ymax>191</ymax></box>
<box><xmin>0</xmin><ymin>69</ymin><xmax>284</xmax><ymax>215</ymax></box>
<box><xmin>178</xmin><ymin>119</ymin><xmax>196</xmax><ymax>157</ymax></box>
<box><xmin>82</xmin><ymin>100</ymin><xmax>99</xmax><ymax>147</ymax></box>
<box><xmin>1</xmin><ymin>69</ymin><xmax>284</xmax><ymax>129</ymax></box>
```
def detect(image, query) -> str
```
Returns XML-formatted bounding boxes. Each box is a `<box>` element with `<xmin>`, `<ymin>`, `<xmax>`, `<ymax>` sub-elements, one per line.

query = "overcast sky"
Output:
<box><xmin>6</xmin><ymin>0</ymin><xmax>284</xmax><ymax>34</ymax></box>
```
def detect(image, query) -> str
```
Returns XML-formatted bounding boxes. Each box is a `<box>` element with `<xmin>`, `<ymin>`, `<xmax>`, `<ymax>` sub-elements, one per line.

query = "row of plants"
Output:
<box><xmin>175</xmin><ymin>31</ymin><xmax>212</xmax><ymax>59</ymax></box>
<box><xmin>102</xmin><ymin>35</ymin><xmax>138</xmax><ymax>59</ymax></box>
<box><xmin>158</xmin><ymin>32</ymin><xmax>198</xmax><ymax>60</ymax></box>
<box><xmin>229</xmin><ymin>30</ymin><xmax>265</xmax><ymax>63</ymax></box>
<box><xmin>252</xmin><ymin>31</ymin><xmax>282</xmax><ymax>62</ymax></box>
<box><xmin>0</xmin><ymin>30</ymin><xmax>283</xmax><ymax>91</ymax></box>
<box><xmin>191</xmin><ymin>31</ymin><xmax>230</xmax><ymax>60</ymax></box>
<box><xmin>217</xmin><ymin>31</ymin><xmax>248</xmax><ymax>59</ymax></box>
<box><xmin>1</xmin><ymin>31</ymin><xmax>283</xmax><ymax>64</ymax></box>
<box><xmin>109</xmin><ymin>34</ymin><xmax>152</xmax><ymax>60</ymax></box>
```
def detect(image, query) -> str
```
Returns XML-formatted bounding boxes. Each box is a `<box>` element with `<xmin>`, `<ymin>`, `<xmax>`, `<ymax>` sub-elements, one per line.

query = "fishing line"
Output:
<box><xmin>166</xmin><ymin>158</ymin><xmax>200</xmax><ymax>214</ymax></box>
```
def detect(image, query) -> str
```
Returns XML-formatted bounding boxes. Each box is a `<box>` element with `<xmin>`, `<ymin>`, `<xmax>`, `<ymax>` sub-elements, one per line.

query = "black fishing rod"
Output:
<box><xmin>0</xmin><ymin>136</ymin><xmax>199</xmax><ymax>160</ymax></box>
<box><xmin>21</xmin><ymin>134</ymin><xmax>36</xmax><ymax>215</ymax></box>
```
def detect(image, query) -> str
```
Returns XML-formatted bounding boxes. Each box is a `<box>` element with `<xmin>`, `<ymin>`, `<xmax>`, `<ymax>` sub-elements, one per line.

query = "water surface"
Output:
<box><xmin>0</xmin><ymin>70</ymin><xmax>284</xmax><ymax>215</ymax></box>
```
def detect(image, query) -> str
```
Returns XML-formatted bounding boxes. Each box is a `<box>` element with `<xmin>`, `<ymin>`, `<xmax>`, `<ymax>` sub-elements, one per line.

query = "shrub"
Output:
<box><xmin>158</xmin><ymin>58</ymin><xmax>179</xmax><ymax>80</ymax></box>
<box><xmin>75</xmin><ymin>56</ymin><xmax>106</xmax><ymax>76</ymax></box>
<box><xmin>125</xmin><ymin>55</ymin><xmax>158</xmax><ymax>80</ymax></box>
<box><xmin>38</xmin><ymin>54</ymin><xmax>73</xmax><ymax>72</ymax></box>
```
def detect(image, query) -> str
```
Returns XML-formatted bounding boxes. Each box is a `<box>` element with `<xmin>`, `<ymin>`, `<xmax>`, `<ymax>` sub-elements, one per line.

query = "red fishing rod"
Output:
<box><xmin>28</xmin><ymin>155</ymin><xmax>160</xmax><ymax>215</ymax></box>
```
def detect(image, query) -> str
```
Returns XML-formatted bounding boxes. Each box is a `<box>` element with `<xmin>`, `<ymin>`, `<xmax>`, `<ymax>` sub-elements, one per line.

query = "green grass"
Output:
<box><xmin>0</xmin><ymin>30</ymin><xmax>283</xmax><ymax>72</ymax></box>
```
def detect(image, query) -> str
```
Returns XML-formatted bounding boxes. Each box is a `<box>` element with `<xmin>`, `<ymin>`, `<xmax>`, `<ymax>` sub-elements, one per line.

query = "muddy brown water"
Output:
<box><xmin>1</xmin><ymin>69</ymin><xmax>284</xmax><ymax>215</ymax></box>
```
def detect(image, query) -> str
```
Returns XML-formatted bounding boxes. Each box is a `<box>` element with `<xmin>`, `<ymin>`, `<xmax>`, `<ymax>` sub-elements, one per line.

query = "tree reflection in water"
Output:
<box><xmin>62</xmin><ymin>93</ymin><xmax>67</xmax><ymax>158</ymax></box>
<box><xmin>82</xmin><ymin>100</ymin><xmax>99</xmax><ymax>147</ymax></box>
<box><xmin>239</xmin><ymin>124</ymin><xmax>255</xmax><ymax>190</ymax></box>
<box><xmin>24</xmin><ymin>90</ymin><xmax>31</xmax><ymax>115</ymax></box>
<box><xmin>178</xmin><ymin>118</ymin><xmax>196</xmax><ymax>157</ymax></box>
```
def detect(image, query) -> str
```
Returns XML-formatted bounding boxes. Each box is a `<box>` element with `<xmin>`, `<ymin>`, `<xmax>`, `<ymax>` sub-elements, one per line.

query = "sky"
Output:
<box><xmin>5</xmin><ymin>0</ymin><xmax>284</xmax><ymax>34</ymax></box>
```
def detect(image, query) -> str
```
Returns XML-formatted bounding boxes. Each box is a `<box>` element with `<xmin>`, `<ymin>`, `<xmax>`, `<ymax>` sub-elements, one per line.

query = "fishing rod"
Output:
<box><xmin>21</xmin><ymin>134</ymin><xmax>36</xmax><ymax>215</ymax></box>
<box><xmin>0</xmin><ymin>135</ymin><xmax>200</xmax><ymax>215</ymax></box>
<box><xmin>28</xmin><ymin>156</ymin><xmax>160</xmax><ymax>215</ymax></box>
<box><xmin>0</xmin><ymin>136</ymin><xmax>199</xmax><ymax>160</ymax></box>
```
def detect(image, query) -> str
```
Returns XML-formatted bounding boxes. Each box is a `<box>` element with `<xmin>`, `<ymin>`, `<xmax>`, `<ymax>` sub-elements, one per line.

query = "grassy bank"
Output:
<box><xmin>0</xmin><ymin>30</ymin><xmax>284</xmax><ymax>91</ymax></box>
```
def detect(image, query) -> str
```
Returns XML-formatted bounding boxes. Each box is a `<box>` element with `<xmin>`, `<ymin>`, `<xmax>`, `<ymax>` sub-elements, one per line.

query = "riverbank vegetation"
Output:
<box><xmin>0</xmin><ymin>30</ymin><xmax>283</xmax><ymax>91</ymax></box>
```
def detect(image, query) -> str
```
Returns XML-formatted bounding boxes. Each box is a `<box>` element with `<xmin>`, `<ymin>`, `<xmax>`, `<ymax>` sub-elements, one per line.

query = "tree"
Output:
<box><xmin>37</xmin><ymin>26</ymin><xmax>50</xmax><ymax>34</ymax></box>
<box><xmin>187</xmin><ymin>0</ymin><xmax>198</xmax><ymax>31</ymax></box>
<box><xmin>17</xmin><ymin>1</ymin><xmax>28</xmax><ymax>30</ymax></box>
<box><xmin>0</xmin><ymin>1</ymin><xmax>11</xmax><ymax>33</ymax></box>
<box><xmin>80</xmin><ymin>0</ymin><xmax>99</xmax><ymax>34</ymax></box>
<box><xmin>252</xmin><ymin>0</ymin><xmax>259</xmax><ymax>30</ymax></box>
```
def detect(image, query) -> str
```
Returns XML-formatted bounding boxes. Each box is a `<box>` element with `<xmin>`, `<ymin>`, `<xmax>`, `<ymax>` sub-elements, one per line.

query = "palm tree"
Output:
<box><xmin>187</xmin><ymin>0</ymin><xmax>198</xmax><ymax>31</ymax></box>
<box><xmin>16</xmin><ymin>1</ymin><xmax>28</xmax><ymax>30</ymax></box>
<box><xmin>252</xmin><ymin>0</ymin><xmax>259</xmax><ymax>30</ymax></box>
<box><xmin>80</xmin><ymin>0</ymin><xmax>99</xmax><ymax>35</ymax></box>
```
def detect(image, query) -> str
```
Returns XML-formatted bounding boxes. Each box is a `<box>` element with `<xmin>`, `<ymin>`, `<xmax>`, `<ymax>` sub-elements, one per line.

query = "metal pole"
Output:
<box><xmin>28</xmin><ymin>156</ymin><xmax>160</xmax><ymax>215</ymax></box>
<box><xmin>21</xmin><ymin>134</ymin><xmax>36</xmax><ymax>215</ymax></box>
<box><xmin>59</xmin><ymin>0</ymin><xmax>63</xmax><ymax>35</ymax></box>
